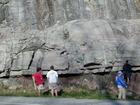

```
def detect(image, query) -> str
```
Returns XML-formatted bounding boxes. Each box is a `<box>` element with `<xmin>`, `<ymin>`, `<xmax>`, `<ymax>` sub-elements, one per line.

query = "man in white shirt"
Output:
<box><xmin>46</xmin><ymin>65</ymin><xmax>58</xmax><ymax>97</ymax></box>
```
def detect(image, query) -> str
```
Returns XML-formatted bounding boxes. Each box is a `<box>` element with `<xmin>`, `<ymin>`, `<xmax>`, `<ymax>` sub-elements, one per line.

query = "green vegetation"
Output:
<box><xmin>0</xmin><ymin>86</ymin><xmax>38</xmax><ymax>97</ymax></box>
<box><xmin>59</xmin><ymin>88</ymin><xmax>117</xmax><ymax>100</ymax></box>
<box><xmin>0</xmin><ymin>86</ymin><xmax>139</xmax><ymax>100</ymax></box>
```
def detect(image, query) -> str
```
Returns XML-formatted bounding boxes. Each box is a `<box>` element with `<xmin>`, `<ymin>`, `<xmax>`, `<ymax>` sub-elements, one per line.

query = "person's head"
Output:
<box><xmin>126</xmin><ymin>60</ymin><xmax>129</xmax><ymax>64</ymax></box>
<box><xmin>37</xmin><ymin>67</ymin><xmax>42</xmax><ymax>72</ymax></box>
<box><xmin>117</xmin><ymin>70</ymin><xmax>123</xmax><ymax>76</ymax></box>
<box><xmin>50</xmin><ymin>65</ymin><xmax>54</xmax><ymax>70</ymax></box>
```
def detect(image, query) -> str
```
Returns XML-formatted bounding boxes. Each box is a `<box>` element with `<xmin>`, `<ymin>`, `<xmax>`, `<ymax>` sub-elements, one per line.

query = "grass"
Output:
<box><xmin>0</xmin><ymin>86</ymin><xmax>139</xmax><ymax>100</ymax></box>
<box><xmin>0</xmin><ymin>86</ymin><xmax>38</xmax><ymax>97</ymax></box>
<box><xmin>59</xmin><ymin>88</ymin><xmax>117</xmax><ymax>100</ymax></box>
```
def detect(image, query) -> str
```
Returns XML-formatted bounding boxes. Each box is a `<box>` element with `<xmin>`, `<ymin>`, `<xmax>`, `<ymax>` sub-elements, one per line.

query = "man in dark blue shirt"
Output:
<box><xmin>123</xmin><ymin>60</ymin><xmax>132</xmax><ymax>85</ymax></box>
<box><xmin>116</xmin><ymin>71</ymin><xmax>127</xmax><ymax>99</ymax></box>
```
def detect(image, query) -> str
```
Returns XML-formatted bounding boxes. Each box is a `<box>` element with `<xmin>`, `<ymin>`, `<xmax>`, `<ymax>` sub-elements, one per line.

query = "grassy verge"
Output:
<box><xmin>0</xmin><ymin>86</ymin><xmax>139</xmax><ymax>100</ymax></box>
<box><xmin>58</xmin><ymin>88</ymin><xmax>117</xmax><ymax>100</ymax></box>
<box><xmin>0</xmin><ymin>86</ymin><xmax>38</xmax><ymax>97</ymax></box>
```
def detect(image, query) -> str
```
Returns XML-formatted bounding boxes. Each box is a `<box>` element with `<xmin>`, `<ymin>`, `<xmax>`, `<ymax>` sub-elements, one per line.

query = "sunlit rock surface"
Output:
<box><xmin>0</xmin><ymin>0</ymin><xmax>140</xmax><ymax>76</ymax></box>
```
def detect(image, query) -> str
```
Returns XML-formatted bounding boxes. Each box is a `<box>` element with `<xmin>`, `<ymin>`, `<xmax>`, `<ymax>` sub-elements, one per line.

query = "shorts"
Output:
<box><xmin>49</xmin><ymin>83</ymin><xmax>58</xmax><ymax>90</ymax></box>
<box><xmin>123</xmin><ymin>71</ymin><xmax>132</xmax><ymax>78</ymax></box>
<box><xmin>37</xmin><ymin>84</ymin><xmax>44</xmax><ymax>90</ymax></box>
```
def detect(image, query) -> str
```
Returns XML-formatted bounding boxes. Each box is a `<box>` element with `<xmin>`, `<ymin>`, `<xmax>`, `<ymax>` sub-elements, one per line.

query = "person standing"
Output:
<box><xmin>33</xmin><ymin>67</ymin><xmax>43</xmax><ymax>96</ymax></box>
<box><xmin>46</xmin><ymin>65</ymin><xmax>58</xmax><ymax>97</ymax></box>
<box><xmin>123</xmin><ymin>60</ymin><xmax>132</xmax><ymax>85</ymax></box>
<box><xmin>115</xmin><ymin>71</ymin><xmax>127</xmax><ymax>99</ymax></box>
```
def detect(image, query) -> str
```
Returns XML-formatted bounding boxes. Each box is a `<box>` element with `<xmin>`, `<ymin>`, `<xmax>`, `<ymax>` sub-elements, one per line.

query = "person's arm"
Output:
<box><xmin>119</xmin><ymin>76</ymin><xmax>127</xmax><ymax>87</ymax></box>
<box><xmin>40</xmin><ymin>74</ymin><xmax>43</xmax><ymax>80</ymax></box>
<box><xmin>47</xmin><ymin>77</ymin><xmax>49</xmax><ymax>82</ymax></box>
<box><xmin>46</xmin><ymin>73</ymin><xmax>49</xmax><ymax>82</ymax></box>
<box><xmin>32</xmin><ymin>74</ymin><xmax>37</xmax><ymax>90</ymax></box>
<box><xmin>41</xmin><ymin>74</ymin><xmax>43</xmax><ymax>84</ymax></box>
<box><xmin>55</xmin><ymin>71</ymin><xmax>58</xmax><ymax>82</ymax></box>
<box><xmin>56</xmin><ymin>77</ymin><xmax>58</xmax><ymax>82</ymax></box>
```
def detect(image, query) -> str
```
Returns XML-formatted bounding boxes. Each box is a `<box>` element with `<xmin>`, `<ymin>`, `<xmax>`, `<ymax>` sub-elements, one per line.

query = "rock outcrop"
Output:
<box><xmin>0</xmin><ymin>0</ymin><xmax>140</xmax><ymax>97</ymax></box>
<box><xmin>0</xmin><ymin>0</ymin><xmax>140</xmax><ymax>76</ymax></box>
<box><xmin>0</xmin><ymin>19</ymin><xmax>140</xmax><ymax>76</ymax></box>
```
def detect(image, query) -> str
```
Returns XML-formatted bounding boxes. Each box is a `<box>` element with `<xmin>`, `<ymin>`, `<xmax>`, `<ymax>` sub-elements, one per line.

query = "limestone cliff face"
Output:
<box><xmin>1</xmin><ymin>0</ymin><xmax>140</xmax><ymax>29</ymax></box>
<box><xmin>0</xmin><ymin>0</ymin><xmax>140</xmax><ymax>77</ymax></box>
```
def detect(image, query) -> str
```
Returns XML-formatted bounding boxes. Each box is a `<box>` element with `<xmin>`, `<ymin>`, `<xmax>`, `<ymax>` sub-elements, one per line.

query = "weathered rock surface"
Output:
<box><xmin>0</xmin><ymin>19</ymin><xmax>140</xmax><ymax>76</ymax></box>
<box><xmin>1</xmin><ymin>0</ymin><xmax>140</xmax><ymax>29</ymax></box>
<box><xmin>0</xmin><ymin>0</ymin><xmax>140</xmax><ymax>76</ymax></box>
<box><xmin>0</xmin><ymin>0</ymin><xmax>140</xmax><ymax>97</ymax></box>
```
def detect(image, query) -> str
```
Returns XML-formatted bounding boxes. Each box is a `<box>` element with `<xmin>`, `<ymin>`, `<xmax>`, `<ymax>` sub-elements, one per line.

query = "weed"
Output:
<box><xmin>0</xmin><ymin>86</ymin><xmax>139</xmax><ymax>100</ymax></box>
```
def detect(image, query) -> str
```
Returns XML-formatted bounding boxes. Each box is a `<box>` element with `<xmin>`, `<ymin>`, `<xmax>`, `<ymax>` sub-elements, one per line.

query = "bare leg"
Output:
<box><xmin>127</xmin><ymin>78</ymin><xmax>129</xmax><ymax>84</ymax></box>
<box><xmin>38</xmin><ymin>90</ymin><xmax>40</xmax><ymax>97</ymax></box>
<box><xmin>51</xmin><ymin>89</ymin><xmax>54</xmax><ymax>97</ymax></box>
<box><xmin>55</xmin><ymin>89</ymin><xmax>58</xmax><ymax>96</ymax></box>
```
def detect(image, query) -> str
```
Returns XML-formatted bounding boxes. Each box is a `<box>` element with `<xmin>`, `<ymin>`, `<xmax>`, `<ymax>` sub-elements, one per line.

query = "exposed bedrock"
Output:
<box><xmin>0</xmin><ymin>19</ymin><xmax>140</xmax><ymax>76</ymax></box>
<box><xmin>0</xmin><ymin>0</ymin><xmax>140</xmax><ymax>96</ymax></box>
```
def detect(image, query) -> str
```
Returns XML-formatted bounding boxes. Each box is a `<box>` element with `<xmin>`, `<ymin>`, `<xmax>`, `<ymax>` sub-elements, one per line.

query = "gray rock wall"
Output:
<box><xmin>0</xmin><ymin>19</ymin><xmax>140</xmax><ymax>76</ymax></box>
<box><xmin>1</xmin><ymin>0</ymin><xmax>140</xmax><ymax>29</ymax></box>
<box><xmin>0</xmin><ymin>0</ymin><xmax>140</xmax><ymax>76</ymax></box>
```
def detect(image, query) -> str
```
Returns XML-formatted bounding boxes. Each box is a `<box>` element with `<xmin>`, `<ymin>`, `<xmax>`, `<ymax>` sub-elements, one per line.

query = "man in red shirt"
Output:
<box><xmin>32</xmin><ymin>67</ymin><xmax>43</xmax><ymax>96</ymax></box>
